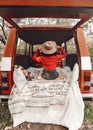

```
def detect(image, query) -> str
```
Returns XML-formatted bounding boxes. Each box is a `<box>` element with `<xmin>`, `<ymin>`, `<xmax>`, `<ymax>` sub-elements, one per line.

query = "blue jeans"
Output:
<box><xmin>42</xmin><ymin>69</ymin><xmax>59</xmax><ymax>80</ymax></box>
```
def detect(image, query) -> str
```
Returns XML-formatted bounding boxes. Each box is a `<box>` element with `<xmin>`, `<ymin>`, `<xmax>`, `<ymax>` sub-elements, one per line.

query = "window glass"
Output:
<box><xmin>12</xmin><ymin>18</ymin><xmax>81</xmax><ymax>28</ymax></box>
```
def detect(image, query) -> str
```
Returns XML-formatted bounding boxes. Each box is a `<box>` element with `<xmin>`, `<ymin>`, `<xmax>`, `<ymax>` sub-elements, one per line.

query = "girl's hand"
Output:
<box><xmin>56</xmin><ymin>45</ymin><xmax>60</xmax><ymax>49</ymax></box>
<box><xmin>38</xmin><ymin>47</ymin><xmax>42</xmax><ymax>51</ymax></box>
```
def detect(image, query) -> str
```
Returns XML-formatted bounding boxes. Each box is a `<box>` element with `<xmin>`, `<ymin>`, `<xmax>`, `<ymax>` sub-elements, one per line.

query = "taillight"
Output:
<box><xmin>84</xmin><ymin>71</ymin><xmax>91</xmax><ymax>91</ymax></box>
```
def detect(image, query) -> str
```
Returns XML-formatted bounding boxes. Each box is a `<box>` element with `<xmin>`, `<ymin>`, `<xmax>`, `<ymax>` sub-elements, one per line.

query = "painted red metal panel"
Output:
<box><xmin>2</xmin><ymin>28</ymin><xmax>17</xmax><ymax>95</ymax></box>
<box><xmin>0</xmin><ymin>0</ymin><xmax>93</xmax><ymax>7</ymax></box>
<box><xmin>75</xmin><ymin>28</ymin><xmax>92</xmax><ymax>93</ymax></box>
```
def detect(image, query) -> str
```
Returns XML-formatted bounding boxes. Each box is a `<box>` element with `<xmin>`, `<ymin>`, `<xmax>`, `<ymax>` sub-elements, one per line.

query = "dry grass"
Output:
<box><xmin>84</xmin><ymin>101</ymin><xmax>93</xmax><ymax>125</ymax></box>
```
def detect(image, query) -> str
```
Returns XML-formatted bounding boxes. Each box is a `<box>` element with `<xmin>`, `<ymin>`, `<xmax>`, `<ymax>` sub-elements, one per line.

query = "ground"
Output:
<box><xmin>0</xmin><ymin>100</ymin><xmax>93</xmax><ymax>130</ymax></box>
<box><xmin>4</xmin><ymin>122</ymin><xmax>93</xmax><ymax>130</ymax></box>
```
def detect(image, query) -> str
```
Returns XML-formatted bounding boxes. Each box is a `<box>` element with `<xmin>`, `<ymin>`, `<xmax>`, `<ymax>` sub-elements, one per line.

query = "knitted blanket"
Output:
<box><xmin>8</xmin><ymin>64</ymin><xmax>84</xmax><ymax>130</ymax></box>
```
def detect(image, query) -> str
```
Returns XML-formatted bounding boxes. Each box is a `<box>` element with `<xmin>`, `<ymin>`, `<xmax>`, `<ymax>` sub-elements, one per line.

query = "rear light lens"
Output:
<box><xmin>84</xmin><ymin>71</ymin><xmax>91</xmax><ymax>91</ymax></box>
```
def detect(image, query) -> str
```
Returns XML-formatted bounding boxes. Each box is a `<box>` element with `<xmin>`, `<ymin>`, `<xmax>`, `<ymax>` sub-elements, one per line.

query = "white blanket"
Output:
<box><xmin>8</xmin><ymin>64</ymin><xmax>84</xmax><ymax>130</ymax></box>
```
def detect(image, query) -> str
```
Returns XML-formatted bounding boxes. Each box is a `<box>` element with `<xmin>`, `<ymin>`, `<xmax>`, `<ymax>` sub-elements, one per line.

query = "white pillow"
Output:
<box><xmin>13</xmin><ymin>68</ymin><xmax>27</xmax><ymax>90</ymax></box>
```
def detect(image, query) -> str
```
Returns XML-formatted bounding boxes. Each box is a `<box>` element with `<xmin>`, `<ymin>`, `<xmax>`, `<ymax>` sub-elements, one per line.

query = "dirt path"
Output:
<box><xmin>4</xmin><ymin>122</ymin><xmax>93</xmax><ymax>130</ymax></box>
<box><xmin>5</xmin><ymin>122</ymin><xmax>68</xmax><ymax>130</ymax></box>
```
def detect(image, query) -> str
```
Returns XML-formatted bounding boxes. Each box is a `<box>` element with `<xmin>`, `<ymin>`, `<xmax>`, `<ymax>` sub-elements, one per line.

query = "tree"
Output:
<box><xmin>0</xmin><ymin>17</ymin><xmax>9</xmax><ymax>44</ymax></box>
